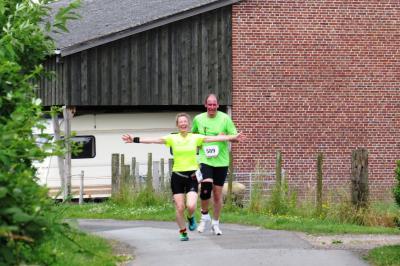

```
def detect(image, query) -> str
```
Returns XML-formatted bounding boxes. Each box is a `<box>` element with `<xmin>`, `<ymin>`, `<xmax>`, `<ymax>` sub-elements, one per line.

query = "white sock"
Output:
<box><xmin>202</xmin><ymin>213</ymin><xmax>211</xmax><ymax>220</ymax></box>
<box><xmin>212</xmin><ymin>219</ymin><xmax>219</xmax><ymax>226</ymax></box>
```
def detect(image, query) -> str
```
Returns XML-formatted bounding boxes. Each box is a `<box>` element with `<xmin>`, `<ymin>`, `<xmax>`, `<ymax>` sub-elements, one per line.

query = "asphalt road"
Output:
<box><xmin>77</xmin><ymin>219</ymin><xmax>369</xmax><ymax>266</ymax></box>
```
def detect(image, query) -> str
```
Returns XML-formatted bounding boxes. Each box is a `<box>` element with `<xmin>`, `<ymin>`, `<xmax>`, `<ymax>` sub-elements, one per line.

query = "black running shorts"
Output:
<box><xmin>199</xmin><ymin>164</ymin><xmax>228</xmax><ymax>186</ymax></box>
<box><xmin>170</xmin><ymin>171</ymin><xmax>198</xmax><ymax>195</ymax></box>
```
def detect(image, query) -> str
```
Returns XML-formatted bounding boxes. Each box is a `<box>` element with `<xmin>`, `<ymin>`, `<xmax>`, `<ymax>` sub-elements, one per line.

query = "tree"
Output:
<box><xmin>0</xmin><ymin>0</ymin><xmax>79</xmax><ymax>264</ymax></box>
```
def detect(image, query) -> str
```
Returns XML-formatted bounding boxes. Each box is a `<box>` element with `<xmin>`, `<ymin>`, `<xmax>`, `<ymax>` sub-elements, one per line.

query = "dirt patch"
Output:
<box><xmin>109</xmin><ymin>239</ymin><xmax>135</xmax><ymax>266</ymax></box>
<box><xmin>296</xmin><ymin>232</ymin><xmax>400</xmax><ymax>251</ymax></box>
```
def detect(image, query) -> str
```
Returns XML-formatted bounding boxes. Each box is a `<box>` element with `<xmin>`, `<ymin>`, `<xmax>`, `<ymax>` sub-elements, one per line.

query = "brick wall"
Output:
<box><xmin>231</xmin><ymin>0</ymin><xmax>400</xmax><ymax>200</ymax></box>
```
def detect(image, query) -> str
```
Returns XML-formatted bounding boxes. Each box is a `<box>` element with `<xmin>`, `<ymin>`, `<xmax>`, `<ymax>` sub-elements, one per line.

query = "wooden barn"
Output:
<box><xmin>37</xmin><ymin>0</ymin><xmax>239</xmax><ymax>195</ymax></box>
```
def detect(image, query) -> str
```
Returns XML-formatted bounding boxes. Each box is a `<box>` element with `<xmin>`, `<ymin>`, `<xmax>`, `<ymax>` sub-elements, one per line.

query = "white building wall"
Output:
<box><xmin>37</xmin><ymin>111</ymin><xmax>200</xmax><ymax>189</ymax></box>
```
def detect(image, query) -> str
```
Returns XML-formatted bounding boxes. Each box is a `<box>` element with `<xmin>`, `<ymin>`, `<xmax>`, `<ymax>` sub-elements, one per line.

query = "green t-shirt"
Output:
<box><xmin>163</xmin><ymin>133</ymin><xmax>204</xmax><ymax>172</ymax></box>
<box><xmin>192</xmin><ymin>111</ymin><xmax>237</xmax><ymax>167</ymax></box>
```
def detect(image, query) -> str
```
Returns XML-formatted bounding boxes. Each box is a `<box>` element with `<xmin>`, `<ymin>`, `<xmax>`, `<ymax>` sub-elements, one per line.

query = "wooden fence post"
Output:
<box><xmin>351</xmin><ymin>148</ymin><xmax>369</xmax><ymax>208</ymax></box>
<box><xmin>316</xmin><ymin>152</ymin><xmax>323</xmax><ymax>214</ymax></box>
<box><xmin>131</xmin><ymin>157</ymin><xmax>136</xmax><ymax>189</ymax></box>
<box><xmin>111</xmin><ymin>153</ymin><xmax>120</xmax><ymax>197</ymax></box>
<box><xmin>160</xmin><ymin>158</ymin><xmax>165</xmax><ymax>191</ymax></box>
<box><xmin>146</xmin><ymin>153</ymin><xmax>153</xmax><ymax>191</ymax></box>
<box><xmin>275</xmin><ymin>150</ymin><xmax>282</xmax><ymax>187</ymax></box>
<box><xmin>153</xmin><ymin>161</ymin><xmax>160</xmax><ymax>191</ymax></box>
<box><xmin>79</xmin><ymin>170</ymin><xmax>84</xmax><ymax>205</ymax></box>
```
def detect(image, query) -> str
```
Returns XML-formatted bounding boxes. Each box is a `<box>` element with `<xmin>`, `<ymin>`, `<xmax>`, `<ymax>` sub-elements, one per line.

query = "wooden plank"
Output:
<box><xmin>153</xmin><ymin>29</ymin><xmax>160</xmax><ymax>104</ymax></box>
<box><xmin>201</xmin><ymin>13</ymin><xmax>209</xmax><ymax>101</ymax></box>
<box><xmin>50</xmin><ymin>58</ymin><xmax>56</xmax><ymax>104</ymax></box>
<box><xmin>181</xmin><ymin>21</ymin><xmax>190</xmax><ymax>104</ymax></box>
<box><xmin>70</xmin><ymin>53</ymin><xmax>81</xmax><ymax>105</ymax></box>
<box><xmin>81</xmin><ymin>50</ymin><xmax>88</xmax><ymax>105</ymax></box>
<box><xmin>171</xmin><ymin>27</ymin><xmax>179</xmax><ymax>104</ymax></box>
<box><xmin>120</xmin><ymin>38</ymin><xmax>130</xmax><ymax>105</ymax></box>
<box><xmin>100</xmin><ymin>45</ymin><xmax>111</xmax><ymax>105</ymax></box>
<box><xmin>209</xmin><ymin>10</ymin><xmax>218</xmax><ymax>97</ymax></box>
<box><xmin>160</xmin><ymin>27</ymin><xmax>169</xmax><ymax>105</ymax></box>
<box><xmin>224</xmin><ymin>6</ymin><xmax>233</xmax><ymax>105</ymax></box>
<box><xmin>62</xmin><ymin>57</ymin><xmax>70</xmax><ymax>104</ymax></box>
<box><xmin>87</xmin><ymin>48</ymin><xmax>97</xmax><ymax>105</ymax></box>
<box><xmin>111</xmin><ymin>42</ymin><xmax>120</xmax><ymax>105</ymax></box>
<box><xmin>129</xmin><ymin>36</ymin><xmax>139</xmax><ymax>105</ymax></box>
<box><xmin>137</xmin><ymin>32</ymin><xmax>147</xmax><ymax>104</ymax></box>
<box><xmin>191</xmin><ymin>17</ymin><xmax>200</xmax><ymax>104</ymax></box>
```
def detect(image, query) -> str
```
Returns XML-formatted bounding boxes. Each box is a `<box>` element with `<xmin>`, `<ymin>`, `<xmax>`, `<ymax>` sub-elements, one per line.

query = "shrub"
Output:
<box><xmin>0</xmin><ymin>0</ymin><xmax>79</xmax><ymax>264</ymax></box>
<box><xmin>393</xmin><ymin>160</ymin><xmax>400</xmax><ymax>208</ymax></box>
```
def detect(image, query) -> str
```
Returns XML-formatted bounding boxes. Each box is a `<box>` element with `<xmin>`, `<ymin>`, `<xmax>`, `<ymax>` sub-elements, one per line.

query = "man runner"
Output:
<box><xmin>192</xmin><ymin>94</ymin><xmax>238</xmax><ymax>235</ymax></box>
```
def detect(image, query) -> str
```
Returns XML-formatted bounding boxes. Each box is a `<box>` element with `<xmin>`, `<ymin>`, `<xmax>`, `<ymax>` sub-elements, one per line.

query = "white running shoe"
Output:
<box><xmin>211</xmin><ymin>223</ymin><xmax>222</xmax><ymax>235</ymax></box>
<box><xmin>197</xmin><ymin>215</ymin><xmax>211</xmax><ymax>233</ymax></box>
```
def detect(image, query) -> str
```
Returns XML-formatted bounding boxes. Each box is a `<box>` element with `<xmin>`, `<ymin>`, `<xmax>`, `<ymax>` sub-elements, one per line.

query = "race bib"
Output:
<box><xmin>203</xmin><ymin>145</ymin><xmax>219</xmax><ymax>158</ymax></box>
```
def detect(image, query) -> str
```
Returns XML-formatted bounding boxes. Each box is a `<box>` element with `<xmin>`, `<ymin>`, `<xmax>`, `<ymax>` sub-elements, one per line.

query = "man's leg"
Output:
<box><xmin>210</xmin><ymin>167</ymin><xmax>228</xmax><ymax>235</ymax></box>
<box><xmin>198</xmin><ymin>180</ymin><xmax>213</xmax><ymax>233</ymax></box>
<box><xmin>212</xmin><ymin>185</ymin><xmax>223</xmax><ymax>220</ymax></box>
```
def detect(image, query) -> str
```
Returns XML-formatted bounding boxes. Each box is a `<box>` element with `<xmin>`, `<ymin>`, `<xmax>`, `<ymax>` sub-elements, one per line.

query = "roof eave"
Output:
<box><xmin>60</xmin><ymin>0</ymin><xmax>241</xmax><ymax>57</ymax></box>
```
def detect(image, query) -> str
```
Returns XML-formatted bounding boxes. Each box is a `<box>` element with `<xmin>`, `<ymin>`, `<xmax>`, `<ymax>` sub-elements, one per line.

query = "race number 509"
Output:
<box><xmin>204</xmin><ymin>145</ymin><xmax>219</xmax><ymax>158</ymax></box>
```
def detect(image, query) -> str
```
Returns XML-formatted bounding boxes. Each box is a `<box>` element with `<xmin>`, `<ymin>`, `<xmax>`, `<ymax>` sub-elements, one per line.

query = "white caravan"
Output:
<box><xmin>36</xmin><ymin>111</ymin><xmax>199</xmax><ymax>197</ymax></box>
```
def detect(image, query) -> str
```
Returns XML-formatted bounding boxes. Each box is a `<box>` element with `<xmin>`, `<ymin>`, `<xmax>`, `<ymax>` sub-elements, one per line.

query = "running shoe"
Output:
<box><xmin>211</xmin><ymin>223</ymin><xmax>222</xmax><ymax>235</ymax></box>
<box><xmin>179</xmin><ymin>232</ymin><xmax>189</xmax><ymax>241</ymax></box>
<box><xmin>197</xmin><ymin>215</ymin><xmax>211</xmax><ymax>233</ymax></box>
<box><xmin>188</xmin><ymin>216</ymin><xmax>197</xmax><ymax>231</ymax></box>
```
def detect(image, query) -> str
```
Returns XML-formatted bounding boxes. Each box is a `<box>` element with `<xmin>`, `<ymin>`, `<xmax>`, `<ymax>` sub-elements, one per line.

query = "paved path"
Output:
<box><xmin>77</xmin><ymin>219</ymin><xmax>369</xmax><ymax>266</ymax></box>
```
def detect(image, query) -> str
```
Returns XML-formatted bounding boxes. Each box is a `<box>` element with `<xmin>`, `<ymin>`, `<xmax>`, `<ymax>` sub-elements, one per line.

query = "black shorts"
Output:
<box><xmin>170</xmin><ymin>171</ymin><xmax>198</xmax><ymax>195</ymax></box>
<box><xmin>200</xmin><ymin>164</ymin><xmax>228</xmax><ymax>186</ymax></box>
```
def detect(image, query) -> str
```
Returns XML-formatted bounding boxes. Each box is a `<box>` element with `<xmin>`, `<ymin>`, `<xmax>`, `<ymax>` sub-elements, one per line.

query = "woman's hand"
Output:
<box><xmin>122</xmin><ymin>134</ymin><xmax>133</xmax><ymax>143</ymax></box>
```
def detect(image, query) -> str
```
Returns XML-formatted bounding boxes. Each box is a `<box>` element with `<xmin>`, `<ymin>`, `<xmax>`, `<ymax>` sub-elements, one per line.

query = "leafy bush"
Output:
<box><xmin>0</xmin><ymin>0</ymin><xmax>79</xmax><ymax>264</ymax></box>
<box><xmin>393</xmin><ymin>160</ymin><xmax>400</xmax><ymax>208</ymax></box>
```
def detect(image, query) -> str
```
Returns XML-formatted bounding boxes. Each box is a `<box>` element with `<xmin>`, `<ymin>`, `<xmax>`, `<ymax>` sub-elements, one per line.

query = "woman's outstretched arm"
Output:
<box><xmin>122</xmin><ymin>134</ymin><xmax>165</xmax><ymax>144</ymax></box>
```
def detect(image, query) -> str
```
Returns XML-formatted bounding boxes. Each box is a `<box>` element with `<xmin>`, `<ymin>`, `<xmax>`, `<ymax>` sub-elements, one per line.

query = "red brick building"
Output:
<box><xmin>231</xmin><ymin>0</ymin><xmax>400</xmax><ymax>199</ymax></box>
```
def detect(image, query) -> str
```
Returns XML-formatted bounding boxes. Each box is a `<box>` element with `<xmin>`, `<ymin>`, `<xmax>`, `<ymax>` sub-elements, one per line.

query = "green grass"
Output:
<box><xmin>61</xmin><ymin>201</ymin><xmax>175</xmax><ymax>221</ymax></box>
<box><xmin>366</xmin><ymin>245</ymin><xmax>400</xmax><ymax>266</ymax></box>
<box><xmin>31</xmin><ymin>227</ymin><xmax>124</xmax><ymax>266</ymax></box>
<box><xmin>60</xmin><ymin>200</ymin><xmax>400</xmax><ymax>235</ymax></box>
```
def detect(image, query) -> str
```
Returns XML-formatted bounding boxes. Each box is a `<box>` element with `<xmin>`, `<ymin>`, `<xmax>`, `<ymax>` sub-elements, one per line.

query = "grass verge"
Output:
<box><xmin>365</xmin><ymin>245</ymin><xmax>400</xmax><ymax>266</ymax></box>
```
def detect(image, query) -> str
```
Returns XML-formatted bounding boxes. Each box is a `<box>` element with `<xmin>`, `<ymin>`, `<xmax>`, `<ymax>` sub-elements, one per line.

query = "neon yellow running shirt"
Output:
<box><xmin>163</xmin><ymin>133</ymin><xmax>204</xmax><ymax>172</ymax></box>
<box><xmin>192</xmin><ymin>111</ymin><xmax>237</xmax><ymax>167</ymax></box>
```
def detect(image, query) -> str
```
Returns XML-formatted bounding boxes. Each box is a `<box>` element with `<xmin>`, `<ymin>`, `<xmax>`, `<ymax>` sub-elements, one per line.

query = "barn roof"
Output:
<box><xmin>49</xmin><ymin>0</ymin><xmax>240</xmax><ymax>56</ymax></box>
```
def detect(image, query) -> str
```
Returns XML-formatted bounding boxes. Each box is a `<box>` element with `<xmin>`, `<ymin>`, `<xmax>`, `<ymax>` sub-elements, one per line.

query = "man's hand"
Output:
<box><xmin>234</xmin><ymin>132</ymin><xmax>246</xmax><ymax>142</ymax></box>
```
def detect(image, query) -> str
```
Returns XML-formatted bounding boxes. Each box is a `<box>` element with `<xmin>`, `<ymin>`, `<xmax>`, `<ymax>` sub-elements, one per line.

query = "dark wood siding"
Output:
<box><xmin>39</xmin><ymin>6</ymin><xmax>232</xmax><ymax>106</ymax></box>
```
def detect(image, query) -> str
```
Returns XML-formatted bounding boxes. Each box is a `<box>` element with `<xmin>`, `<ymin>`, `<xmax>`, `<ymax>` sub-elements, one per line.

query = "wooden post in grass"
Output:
<box><xmin>146</xmin><ymin>153</ymin><xmax>153</xmax><ymax>191</ymax></box>
<box><xmin>131</xmin><ymin>157</ymin><xmax>136</xmax><ymax>189</ymax></box>
<box><xmin>153</xmin><ymin>161</ymin><xmax>160</xmax><ymax>191</ymax></box>
<box><xmin>160</xmin><ymin>158</ymin><xmax>165</xmax><ymax>191</ymax></box>
<box><xmin>316</xmin><ymin>152</ymin><xmax>323</xmax><ymax>215</ymax></box>
<box><xmin>79</xmin><ymin>170</ymin><xmax>84</xmax><ymax>205</ymax></box>
<box><xmin>111</xmin><ymin>153</ymin><xmax>120</xmax><ymax>197</ymax></box>
<box><xmin>351</xmin><ymin>148</ymin><xmax>369</xmax><ymax>208</ymax></box>
<box><xmin>275</xmin><ymin>150</ymin><xmax>282</xmax><ymax>187</ymax></box>
<box><xmin>167</xmin><ymin>158</ymin><xmax>173</xmax><ymax>189</ymax></box>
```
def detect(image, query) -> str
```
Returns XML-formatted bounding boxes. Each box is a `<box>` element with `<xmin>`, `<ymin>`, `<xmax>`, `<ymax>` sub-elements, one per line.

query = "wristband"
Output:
<box><xmin>133</xmin><ymin>137</ymin><xmax>140</xmax><ymax>143</ymax></box>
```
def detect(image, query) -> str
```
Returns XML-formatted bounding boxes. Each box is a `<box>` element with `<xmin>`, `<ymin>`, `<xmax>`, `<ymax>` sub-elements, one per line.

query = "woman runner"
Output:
<box><xmin>122</xmin><ymin>113</ymin><xmax>243</xmax><ymax>241</ymax></box>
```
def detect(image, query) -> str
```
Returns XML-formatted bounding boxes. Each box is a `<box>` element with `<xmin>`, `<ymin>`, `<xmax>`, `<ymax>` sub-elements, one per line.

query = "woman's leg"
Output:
<box><xmin>173</xmin><ymin>193</ymin><xmax>186</xmax><ymax>229</ymax></box>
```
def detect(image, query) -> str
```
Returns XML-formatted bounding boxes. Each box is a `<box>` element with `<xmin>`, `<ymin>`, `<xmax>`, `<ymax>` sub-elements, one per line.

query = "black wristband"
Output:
<box><xmin>133</xmin><ymin>137</ymin><xmax>140</xmax><ymax>143</ymax></box>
